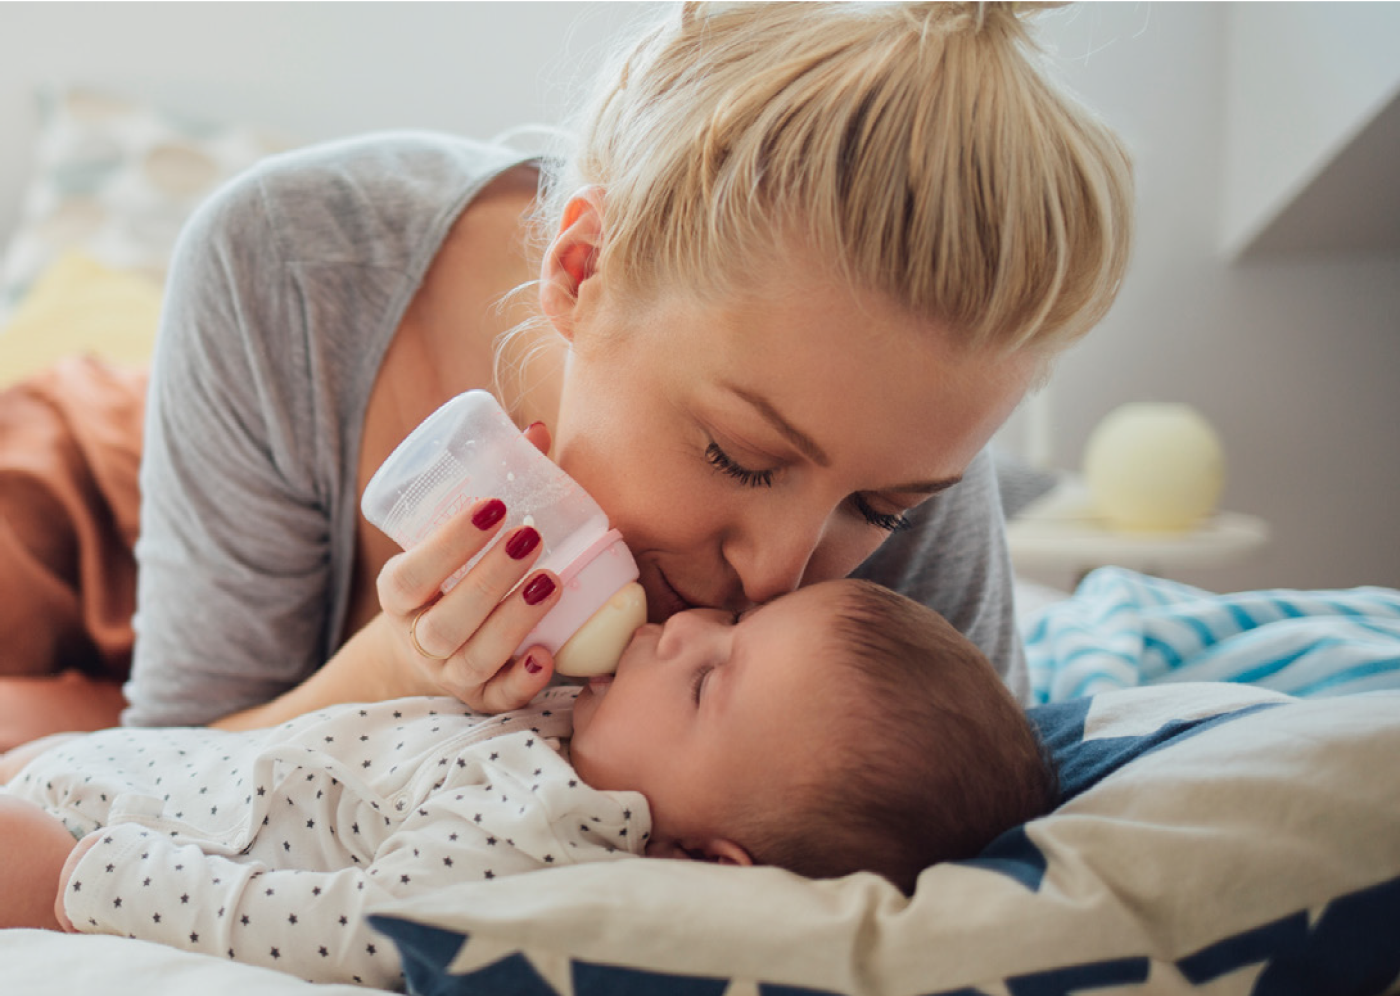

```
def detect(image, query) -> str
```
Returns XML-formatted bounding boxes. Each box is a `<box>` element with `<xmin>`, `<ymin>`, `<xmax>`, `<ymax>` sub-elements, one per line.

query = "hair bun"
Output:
<box><xmin>913</xmin><ymin>1</ymin><xmax>1066</xmax><ymax>37</ymax></box>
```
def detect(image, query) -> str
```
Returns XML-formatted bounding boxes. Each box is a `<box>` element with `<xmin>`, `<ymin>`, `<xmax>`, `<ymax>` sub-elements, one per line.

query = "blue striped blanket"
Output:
<box><xmin>1025</xmin><ymin>566</ymin><xmax>1400</xmax><ymax>704</ymax></box>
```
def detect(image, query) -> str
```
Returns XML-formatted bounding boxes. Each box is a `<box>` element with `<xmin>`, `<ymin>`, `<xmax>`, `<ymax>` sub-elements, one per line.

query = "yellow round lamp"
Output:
<box><xmin>1083</xmin><ymin>403</ymin><xmax>1225</xmax><ymax>532</ymax></box>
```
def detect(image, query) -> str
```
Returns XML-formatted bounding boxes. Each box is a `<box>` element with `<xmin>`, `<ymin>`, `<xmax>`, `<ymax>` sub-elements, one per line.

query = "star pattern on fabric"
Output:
<box><xmin>28</xmin><ymin>689</ymin><xmax>640</xmax><ymax>988</ymax></box>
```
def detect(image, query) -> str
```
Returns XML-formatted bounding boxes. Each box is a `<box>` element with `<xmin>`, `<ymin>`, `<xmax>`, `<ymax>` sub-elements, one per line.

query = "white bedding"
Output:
<box><xmin>4</xmin><ymin>572</ymin><xmax>1399</xmax><ymax>996</ymax></box>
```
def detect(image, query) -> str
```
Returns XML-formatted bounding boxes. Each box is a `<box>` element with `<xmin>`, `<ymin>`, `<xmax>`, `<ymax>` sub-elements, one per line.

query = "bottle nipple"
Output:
<box><xmin>552</xmin><ymin>581</ymin><xmax>647</xmax><ymax>677</ymax></box>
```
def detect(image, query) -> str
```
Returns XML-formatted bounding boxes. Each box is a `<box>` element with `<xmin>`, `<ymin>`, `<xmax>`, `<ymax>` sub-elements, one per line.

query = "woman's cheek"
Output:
<box><xmin>807</xmin><ymin>523</ymin><xmax>885</xmax><ymax>583</ymax></box>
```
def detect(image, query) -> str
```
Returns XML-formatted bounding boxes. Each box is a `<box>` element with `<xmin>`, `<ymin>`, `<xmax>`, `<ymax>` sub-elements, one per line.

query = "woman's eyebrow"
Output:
<box><xmin>894</xmin><ymin>475</ymin><xmax>963</xmax><ymax>495</ymax></box>
<box><xmin>725</xmin><ymin>383</ymin><xmax>831</xmax><ymax>467</ymax></box>
<box><xmin>724</xmin><ymin>382</ymin><xmax>962</xmax><ymax>494</ymax></box>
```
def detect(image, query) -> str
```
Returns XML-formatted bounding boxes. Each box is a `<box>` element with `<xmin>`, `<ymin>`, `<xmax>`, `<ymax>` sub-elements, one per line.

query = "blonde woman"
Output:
<box><xmin>6</xmin><ymin>2</ymin><xmax>1133</xmax><ymax>742</ymax></box>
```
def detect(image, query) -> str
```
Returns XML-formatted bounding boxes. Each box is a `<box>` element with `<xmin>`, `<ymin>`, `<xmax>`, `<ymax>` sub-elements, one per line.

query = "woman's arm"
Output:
<box><xmin>213</xmin><ymin>497</ymin><xmax>563</xmax><ymax>731</ymax></box>
<box><xmin>128</xmin><ymin>135</ymin><xmax>539</xmax><ymax>729</ymax></box>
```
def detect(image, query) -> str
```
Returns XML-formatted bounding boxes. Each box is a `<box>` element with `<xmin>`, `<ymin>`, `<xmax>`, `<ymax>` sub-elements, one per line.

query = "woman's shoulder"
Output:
<box><xmin>185</xmin><ymin>131</ymin><xmax>532</xmax><ymax>269</ymax></box>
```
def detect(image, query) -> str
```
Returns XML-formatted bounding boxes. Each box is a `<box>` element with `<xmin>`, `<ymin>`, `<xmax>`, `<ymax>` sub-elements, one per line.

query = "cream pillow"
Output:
<box><xmin>0</xmin><ymin>251</ymin><xmax>162</xmax><ymax>388</ymax></box>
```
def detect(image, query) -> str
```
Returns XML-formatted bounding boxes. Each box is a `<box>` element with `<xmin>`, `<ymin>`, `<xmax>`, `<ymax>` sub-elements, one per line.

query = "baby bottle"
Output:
<box><xmin>361</xmin><ymin>390</ymin><xmax>646</xmax><ymax>677</ymax></box>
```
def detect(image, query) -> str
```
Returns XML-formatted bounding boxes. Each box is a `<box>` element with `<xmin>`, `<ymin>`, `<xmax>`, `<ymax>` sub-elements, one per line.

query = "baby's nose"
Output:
<box><xmin>655</xmin><ymin>607</ymin><xmax>729</xmax><ymax>658</ymax></box>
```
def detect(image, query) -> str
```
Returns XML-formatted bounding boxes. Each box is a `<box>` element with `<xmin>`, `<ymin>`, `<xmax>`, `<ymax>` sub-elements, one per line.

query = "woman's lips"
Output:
<box><xmin>642</xmin><ymin>560</ymin><xmax>738</xmax><ymax>619</ymax></box>
<box><xmin>648</xmin><ymin>564</ymin><xmax>695</xmax><ymax>620</ymax></box>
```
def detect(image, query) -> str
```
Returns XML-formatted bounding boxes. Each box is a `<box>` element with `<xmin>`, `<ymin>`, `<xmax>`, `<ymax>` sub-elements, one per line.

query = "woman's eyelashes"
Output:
<box><xmin>705</xmin><ymin>441</ymin><xmax>774</xmax><ymax>489</ymax></box>
<box><xmin>706</xmin><ymin>439</ymin><xmax>910</xmax><ymax>532</ymax></box>
<box><xmin>850</xmin><ymin>493</ymin><xmax>913</xmax><ymax>533</ymax></box>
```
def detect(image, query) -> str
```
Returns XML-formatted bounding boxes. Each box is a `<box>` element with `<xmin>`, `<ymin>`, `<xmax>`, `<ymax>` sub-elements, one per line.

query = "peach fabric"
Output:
<box><xmin>0</xmin><ymin>356</ymin><xmax>145</xmax><ymax>680</ymax></box>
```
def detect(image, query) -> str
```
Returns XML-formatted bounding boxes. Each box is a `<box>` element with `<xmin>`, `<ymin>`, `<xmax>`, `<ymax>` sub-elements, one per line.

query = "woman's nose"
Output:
<box><xmin>724</xmin><ymin>507</ymin><xmax>825</xmax><ymax>607</ymax></box>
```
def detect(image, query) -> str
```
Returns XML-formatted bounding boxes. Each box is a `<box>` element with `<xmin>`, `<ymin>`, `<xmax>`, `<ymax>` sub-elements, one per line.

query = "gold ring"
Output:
<box><xmin>409</xmin><ymin>609</ymin><xmax>452</xmax><ymax>661</ymax></box>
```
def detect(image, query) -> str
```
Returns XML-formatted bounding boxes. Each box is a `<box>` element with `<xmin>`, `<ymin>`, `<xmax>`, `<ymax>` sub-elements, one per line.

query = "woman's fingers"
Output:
<box><xmin>374</xmin><ymin>493</ymin><xmax>567</xmax><ymax>712</ymax></box>
<box><xmin>431</xmin><ymin>566</ymin><xmax>561</xmax><ymax>700</ymax></box>
<box><xmin>477</xmin><ymin>645</ymin><xmax>557</xmax><ymax>713</ymax></box>
<box><xmin>427</xmin><ymin>565</ymin><xmax>561</xmax><ymax>701</ymax></box>
<box><xmin>522</xmin><ymin>420</ymin><xmax>552</xmax><ymax>457</ymax></box>
<box><xmin>409</xmin><ymin>522</ymin><xmax>550</xmax><ymax>657</ymax></box>
<box><xmin>377</xmin><ymin>497</ymin><xmax>508</xmax><ymax>614</ymax></box>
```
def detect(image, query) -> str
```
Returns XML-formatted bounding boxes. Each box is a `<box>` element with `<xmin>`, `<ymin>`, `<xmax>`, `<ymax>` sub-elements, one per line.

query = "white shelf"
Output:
<box><xmin>1007</xmin><ymin>482</ymin><xmax>1270</xmax><ymax>576</ymax></box>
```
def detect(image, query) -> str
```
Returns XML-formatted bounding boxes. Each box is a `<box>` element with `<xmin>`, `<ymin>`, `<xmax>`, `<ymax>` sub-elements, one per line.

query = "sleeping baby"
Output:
<box><xmin>0</xmin><ymin>577</ymin><xmax>1056</xmax><ymax>988</ymax></box>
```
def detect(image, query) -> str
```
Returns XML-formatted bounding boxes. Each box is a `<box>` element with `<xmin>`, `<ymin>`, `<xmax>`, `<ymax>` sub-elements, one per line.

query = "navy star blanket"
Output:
<box><xmin>368</xmin><ymin>569</ymin><xmax>1400</xmax><ymax>996</ymax></box>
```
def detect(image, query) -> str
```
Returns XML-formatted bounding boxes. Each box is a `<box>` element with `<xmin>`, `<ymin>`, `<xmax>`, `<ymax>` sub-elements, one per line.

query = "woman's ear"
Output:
<box><xmin>539</xmin><ymin>186</ymin><xmax>606</xmax><ymax>343</ymax></box>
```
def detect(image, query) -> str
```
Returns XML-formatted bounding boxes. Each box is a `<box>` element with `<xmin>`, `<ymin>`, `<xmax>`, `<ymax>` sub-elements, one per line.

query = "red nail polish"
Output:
<box><xmin>522</xmin><ymin>574</ymin><xmax>555</xmax><ymax>605</ymax></box>
<box><xmin>506</xmin><ymin>526</ymin><xmax>541</xmax><ymax>560</ymax></box>
<box><xmin>523</xmin><ymin>654</ymin><xmax>542</xmax><ymax>674</ymax></box>
<box><xmin>472</xmin><ymin>499</ymin><xmax>506</xmax><ymax>530</ymax></box>
<box><xmin>526</xmin><ymin>421</ymin><xmax>546</xmax><ymax>433</ymax></box>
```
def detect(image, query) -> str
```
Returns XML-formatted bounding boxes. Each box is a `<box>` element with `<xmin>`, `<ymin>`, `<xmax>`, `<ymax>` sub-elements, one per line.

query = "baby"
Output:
<box><xmin>0</xmin><ymin>578</ymin><xmax>1055</xmax><ymax>988</ymax></box>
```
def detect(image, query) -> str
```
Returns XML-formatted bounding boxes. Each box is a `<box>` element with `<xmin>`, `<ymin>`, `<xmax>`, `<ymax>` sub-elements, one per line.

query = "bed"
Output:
<box><xmin>3</xmin><ymin>88</ymin><xmax>1399</xmax><ymax>996</ymax></box>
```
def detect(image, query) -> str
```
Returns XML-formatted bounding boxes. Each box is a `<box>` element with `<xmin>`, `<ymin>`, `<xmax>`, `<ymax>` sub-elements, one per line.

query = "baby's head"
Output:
<box><xmin>569</xmin><ymin>578</ymin><xmax>1056</xmax><ymax>893</ymax></box>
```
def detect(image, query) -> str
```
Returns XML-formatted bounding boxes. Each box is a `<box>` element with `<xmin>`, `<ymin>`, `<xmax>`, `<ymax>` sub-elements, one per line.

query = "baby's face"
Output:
<box><xmin>570</xmin><ymin>581</ymin><xmax>848</xmax><ymax>858</ymax></box>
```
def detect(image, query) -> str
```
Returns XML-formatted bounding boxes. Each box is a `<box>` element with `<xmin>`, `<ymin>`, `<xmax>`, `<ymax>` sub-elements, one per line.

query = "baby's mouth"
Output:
<box><xmin>586</xmin><ymin>673</ymin><xmax>613</xmax><ymax>700</ymax></box>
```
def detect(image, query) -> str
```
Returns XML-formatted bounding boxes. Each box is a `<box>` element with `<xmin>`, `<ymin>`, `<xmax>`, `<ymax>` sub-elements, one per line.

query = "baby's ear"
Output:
<box><xmin>646</xmin><ymin>836</ymin><xmax>754</xmax><ymax>866</ymax></box>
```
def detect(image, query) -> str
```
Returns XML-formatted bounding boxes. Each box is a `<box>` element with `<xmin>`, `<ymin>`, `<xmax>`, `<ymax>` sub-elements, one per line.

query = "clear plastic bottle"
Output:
<box><xmin>361</xmin><ymin>390</ymin><xmax>646</xmax><ymax>676</ymax></box>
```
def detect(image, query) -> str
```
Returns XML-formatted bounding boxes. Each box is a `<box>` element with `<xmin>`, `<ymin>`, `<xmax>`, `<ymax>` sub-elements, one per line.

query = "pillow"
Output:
<box><xmin>0</xmin><ymin>86</ymin><xmax>289</xmax><ymax>326</ymax></box>
<box><xmin>368</xmin><ymin>683</ymin><xmax>1400</xmax><ymax>995</ymax></box>
<box><xmin>0</xmin><ymin>251</ymin><xmax>162</xmax><ymax>387</ymax></box>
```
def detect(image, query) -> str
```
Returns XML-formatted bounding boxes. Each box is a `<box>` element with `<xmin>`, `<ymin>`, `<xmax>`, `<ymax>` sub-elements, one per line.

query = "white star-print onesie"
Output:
<box><xmin>4</xmin><ymin>687</ymin><xmax>648</xmax><ymax>988</ymax></box>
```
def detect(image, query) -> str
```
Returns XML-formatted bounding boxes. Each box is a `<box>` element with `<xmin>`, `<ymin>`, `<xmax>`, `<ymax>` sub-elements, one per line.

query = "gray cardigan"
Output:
<box><xmin>126</xmin><ymin>132</ymin><xmax>1027</xmax><ymax>727</ymax></box>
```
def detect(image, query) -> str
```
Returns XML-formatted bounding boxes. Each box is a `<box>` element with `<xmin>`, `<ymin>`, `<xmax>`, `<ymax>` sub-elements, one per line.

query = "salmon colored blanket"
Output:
<box><xmin>0</xmin><ymin>356</ymin><xmax>145</xmax><ymax>681</ymax></box>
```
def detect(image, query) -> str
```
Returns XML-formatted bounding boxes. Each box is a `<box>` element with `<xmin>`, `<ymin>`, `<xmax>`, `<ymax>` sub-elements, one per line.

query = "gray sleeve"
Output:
<box><xmin>849</xmin><ymin>447</ymin><xmax>1030</xmax><ymax>704</ymax></box>
<box><xmin>124</xmin><ymin>161</ymin><xmax>331</xmax><ymax>727</ymax></box>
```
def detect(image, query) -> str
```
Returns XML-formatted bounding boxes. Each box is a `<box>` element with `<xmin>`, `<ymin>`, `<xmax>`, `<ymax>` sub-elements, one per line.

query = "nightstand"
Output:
<box><xmin>1006</xmin><ymin>478</ymin><xmax>1271</xmax><ymax>583</ymax></box>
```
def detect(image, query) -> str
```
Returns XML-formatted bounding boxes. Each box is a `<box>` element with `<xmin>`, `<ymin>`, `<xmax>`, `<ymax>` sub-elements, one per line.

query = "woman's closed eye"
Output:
<box><xmin>849</xmin><ymin>493</ymin><xmax>913</xmax><ymax>533</ymax></box>
<box><xmin>706</xmin><ymin>441</ymin><xmax>774</xmax><ymax>489</ymax></box>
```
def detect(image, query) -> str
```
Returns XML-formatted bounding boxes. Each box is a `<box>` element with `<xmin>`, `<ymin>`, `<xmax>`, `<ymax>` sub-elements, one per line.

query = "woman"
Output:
<box><xmin>6</xmin><ymin>2</ymin><xmax>1133</xmax><ymax>741</ymax></box>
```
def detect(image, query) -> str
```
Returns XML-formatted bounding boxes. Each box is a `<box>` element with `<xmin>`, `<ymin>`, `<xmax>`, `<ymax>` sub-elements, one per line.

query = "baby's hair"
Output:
<box><xmin>538</xmin><ymin>0</ymin><xmax>1134</xmax><ymax>354</ymax></box>
<box><xmin>735</xmin><ymin>579</ymin><xmax>1057</xmax><ymax>895</ymax></box>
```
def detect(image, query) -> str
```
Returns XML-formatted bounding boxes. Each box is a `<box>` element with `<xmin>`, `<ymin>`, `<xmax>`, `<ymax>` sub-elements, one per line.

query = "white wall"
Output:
<box><xmin>0</xmin><ymin>2</ymin><xmax>661</xmax><ymax>238</ymax></box>
<box><xmin>1222</xmin><ymin>2</ymin><xmax>1400</xmax><ymax>256</ymax></box>
<box><xmin>2</xmin><ymin>2</ymin><xmax>1397</xmax><ymax>593</ymax></box>
<box><xmin>1012</xmin><ymin>3</ymin><xmax>1400</xmax><ymax>593</ymax></box>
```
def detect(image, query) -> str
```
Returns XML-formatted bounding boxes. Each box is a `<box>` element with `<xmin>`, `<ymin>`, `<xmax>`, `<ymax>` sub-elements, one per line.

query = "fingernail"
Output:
<box><xmin>472</xmin><ymin>499</ymin><xmax>506</xmax><ymax>530</ymax></box>
<box><xmin>527</xmin><ymin>421</ymin><xmax>546</xmax><ymax>433</ymax></box>
<box><xmin>522</xmin><ymin>573</ymin><xmax>555</xmax><ymax>605</ymax></box>
<box><xmin>523</xmin><ymin>654</ymin><xmax>542</xmax><ymax>674</ymax></box>
<box><xmin>506</xmin><ymin>526</ymin><xmax>541</xmax><ymax>560</ymax></box>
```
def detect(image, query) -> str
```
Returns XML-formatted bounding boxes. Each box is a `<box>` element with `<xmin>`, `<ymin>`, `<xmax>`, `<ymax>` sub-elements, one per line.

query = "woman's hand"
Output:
<box><xmin>372</xmin><ymin>494</ymin><xmax>563</xmax><ymax>712</ymax></box>
<box><xmin>213</xmin><ymin>497</ymin><xmax>565</xmax><ymax>729</ymax></box>
<box><xmin>212</xmin><ymin>422</ymin><xmax>565</xmax><ymax>731</ymax></box>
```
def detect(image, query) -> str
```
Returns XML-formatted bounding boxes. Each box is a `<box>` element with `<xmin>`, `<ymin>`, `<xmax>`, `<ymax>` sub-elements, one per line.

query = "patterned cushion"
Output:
<box><xmin>368</xmin><ymin>683</ymin><xmax>1400</xmax><ymax>995</ymax></box>
<box><xmin>0</xmin><ymin>86</ymin><xmax>289</xmax><ymax>325</ymax></box>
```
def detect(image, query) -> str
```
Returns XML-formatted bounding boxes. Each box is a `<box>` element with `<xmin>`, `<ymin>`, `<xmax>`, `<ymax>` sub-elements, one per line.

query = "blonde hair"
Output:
<box><xmin>540</xmin><ymin>1</ymin><xmax>1134</xmax><ymax>353</ymax></box>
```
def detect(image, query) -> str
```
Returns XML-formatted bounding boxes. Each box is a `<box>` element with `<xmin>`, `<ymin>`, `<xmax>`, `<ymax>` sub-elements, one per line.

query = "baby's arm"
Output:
<box><xmin>0</xmin><ymin>796</ymin><xmax>77</xmax><ymax>930</ymax></box>
<box><xmin>58</xmin><ymin>743</ymin><xmax>642</xmax><ymax>985</ymax></box>
<box><xmin>62</xmin><ymin>827</ymin><xmax>407</xmax><ymax>987</ymax></box>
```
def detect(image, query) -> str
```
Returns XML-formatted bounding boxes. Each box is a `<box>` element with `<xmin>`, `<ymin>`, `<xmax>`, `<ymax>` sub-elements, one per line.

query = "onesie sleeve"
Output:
<box><xmin>64</xmin><ymin>825</ymin><xmax>407</xmax><ymax>989</ymax></box>
<box><xmin>850</xmin><ymin>447</ymin><xmax>1030</xmax><ymax>704</ymax></box>
<box><xmin>62</xmin><ymin>736</ymin><xmax>646</xmax><ymax>988</ymax></box>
